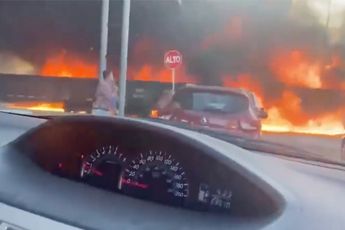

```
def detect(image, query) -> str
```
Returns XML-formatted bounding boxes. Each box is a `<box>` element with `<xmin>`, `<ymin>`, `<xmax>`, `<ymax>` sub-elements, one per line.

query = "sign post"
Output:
<box><xmin>172</xmin><ymin>68</ymin><xmax>176</xmax><ymax>92</ymax></box>
<box><xmin>164</xmin><ymin>50</ymin><xmax>182</xmax><ymax>93</ymax></box>
<box><xmin>99</xmin><ymin>0</ymin><xmax>109</xmax><ymax>81</ymax></box>
<box><xmin>118</xmin><ymin>0</ymin><xmax>131</xmax><ymax>117</ymax></box>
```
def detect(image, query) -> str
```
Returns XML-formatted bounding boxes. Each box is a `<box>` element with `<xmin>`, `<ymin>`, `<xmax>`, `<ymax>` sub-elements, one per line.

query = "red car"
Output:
<box><xmin>150</xmin><ymin>85</ymin><xmax>268</xmax><ymax>139</ymax></box>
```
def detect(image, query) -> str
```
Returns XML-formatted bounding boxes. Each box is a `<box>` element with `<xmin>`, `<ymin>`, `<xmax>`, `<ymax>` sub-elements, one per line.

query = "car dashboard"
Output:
<box><xmin>2</xmin><ymin>113</ymin><xmax>345</xmax><ymax>230</ymax></box>
<box><xmin>13</xmin><ymin>116</ymin><xmax>280</xmax><ymax>218</ymax></box>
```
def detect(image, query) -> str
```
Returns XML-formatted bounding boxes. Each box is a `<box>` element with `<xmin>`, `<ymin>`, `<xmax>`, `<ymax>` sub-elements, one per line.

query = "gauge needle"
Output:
<box><xmin>91</xmin><ymin>168</ymin><xmax>103</xmax><ymax>176</ymax></box>
<box><xmin>121</xmin><ymin>179</ymin><xmax>149</xmax><ymax>189</ymax></box>
<box><xmin>81</xmin><ymin>163</ymin><xmax>103</xmax><ymax>176</ymax></box>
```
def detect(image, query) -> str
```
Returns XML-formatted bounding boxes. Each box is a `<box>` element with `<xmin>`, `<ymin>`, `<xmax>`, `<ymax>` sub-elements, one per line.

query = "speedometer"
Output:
<box><xmin>120</xmin><ymin>151</ymin><xmax>189</xmax><ymax>206</ymax></box>
<box><xmin>81</xmin><ymin>145</ymin><xmax>126</xmax><ymax>191</ymax></box>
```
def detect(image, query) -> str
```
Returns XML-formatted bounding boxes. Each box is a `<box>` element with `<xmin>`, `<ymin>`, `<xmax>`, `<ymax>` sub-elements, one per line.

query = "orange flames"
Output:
<box><xmin>31</xmin><ymin>48</ymin><xmax>343</xmax><ymax>135</ymax></box>
<box><xmin>128</xmin><ymin>37</ymin><xmax>196</xmax><ymax>83</ymax></box>
<box><xmin>223</xmin><ymin>49</ymin><xmax>344</xmax><ymax>135</ymax></box>
<box><xmin>30</xmin><ymin>46</ymin><xmax>344</xmax><ymax>135</ymax></box>
<box><xmin>266</xmin><ymin>51</ymin><xmax>344</xmax><ymax>134</ymax></box>
<box><xmin>128</xmin><ymin>64</ymin><xmax>196</xmax><ymax>83</ymax></box>
<box><xmin>262</xmin><ymin>107</ymin><xmax>344</xmax><ymax>135</ymax></box>
<box><xmin>40</xmin><ymin>51</ymin><xmax>97</xmax><ymax>78</ymax></box>
<box><xmin>6</xmin><ymin>101</ymin><xmax>65</xmax><ymax>113</ymax></box>
<box><xmin>30</xmin><ymin>30</ymin><xmax>344</xmax><ymax>136</ymax></box>
<box><xmin>262</xmin><ymin>92</ymin><xmax>344</xmax><ymax>135</ymax></box>
<box><xmin>39</xmin><ymin>47</ymin><xmax>195</xmax><ymax>83</ymax></box>
<box><xmin>223</xmin><ymin>73</ymin><xmax>263</xmax><ymax>98</ymax></box>
<box><xmin>271</xmin><ymin>50</ymin><xmax>322</xmax><ymax>89</ymax></box>
<box><xmin>323</xmin><ymin>55</ymin><xmax>345</xmax><ymax>90</ymax></box>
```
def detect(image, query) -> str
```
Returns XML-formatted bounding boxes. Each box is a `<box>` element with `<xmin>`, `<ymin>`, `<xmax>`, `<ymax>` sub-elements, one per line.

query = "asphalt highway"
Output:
<box><xmin>262</xmin><ymin>132</ymin><xmax>343</xmax><ymax>162</ymax></box>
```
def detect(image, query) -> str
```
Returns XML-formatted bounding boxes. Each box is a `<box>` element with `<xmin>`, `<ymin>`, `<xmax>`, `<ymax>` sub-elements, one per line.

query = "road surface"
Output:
<box><xmin>262</xmin><ymin>132</ymin><xmax>343</xmax><ymax>162</ymax></box>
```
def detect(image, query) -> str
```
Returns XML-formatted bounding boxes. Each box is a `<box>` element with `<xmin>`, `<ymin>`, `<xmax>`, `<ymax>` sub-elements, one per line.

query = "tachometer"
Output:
<box><xmin>80</xmin><ymin>145</ymin><xmax>126</xmax><ymax>191</ymax></box>
<box><xmin>120</xmin><ymin>151</ymin><xmax>189</xmax><ymax>206</ymax></box>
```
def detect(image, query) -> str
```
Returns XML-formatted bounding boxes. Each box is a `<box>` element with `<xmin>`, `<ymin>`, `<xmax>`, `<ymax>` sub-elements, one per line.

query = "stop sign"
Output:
<box><xmin>164</xmin><ymin>50</ymin><xmax>182</xmax><ymax>69</ymax></box>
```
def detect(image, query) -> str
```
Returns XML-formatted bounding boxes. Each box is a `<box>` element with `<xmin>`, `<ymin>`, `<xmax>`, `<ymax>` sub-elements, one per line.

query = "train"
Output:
<box><xmin>0</xmin><ymin>73</ymin><xmax>184</xmax><ymax>116</ymax></box>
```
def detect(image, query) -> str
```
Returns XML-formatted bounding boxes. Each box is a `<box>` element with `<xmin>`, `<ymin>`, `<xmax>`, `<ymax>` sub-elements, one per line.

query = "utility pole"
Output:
<box><xmin>324</xmin><ymin>0</ymin><xmax>332</xmax><ymax>63</ymax></box>
<box><xmin>118</xmin><ymin>0</ymin><xmax>131</xmax><ymax>116</ymax></box>
<box><xmin>325</xmin><ymin>0</ymin><xmax>332</xmax><ymax>32</ymax></box>
<box><xmin>99</xmin><ymin>0</ymin><xmax>109</xmax><ymax>80</ymax></box>
<box><xmin>324</xmin><ymin>0</ymin><xmax>332</xmax><ymax>47</ymax></box>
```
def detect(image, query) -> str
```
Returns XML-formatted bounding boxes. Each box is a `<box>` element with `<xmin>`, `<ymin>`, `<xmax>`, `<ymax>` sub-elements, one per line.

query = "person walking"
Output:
<box><xmin>92</xmin><ymin>70</ymin><xmax>118</xmax><ymax>116</ymax></box>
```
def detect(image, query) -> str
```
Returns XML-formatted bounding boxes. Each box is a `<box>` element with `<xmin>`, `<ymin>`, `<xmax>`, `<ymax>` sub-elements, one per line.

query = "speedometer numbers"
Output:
<box><xmin>120</xmin><ymin>151</ymin><xmax>189</xmax><ymax>206</ymax></box>
<box><xmin>80</xmin><ymin>147</ymin><xmax>189</xmax><ymax>206</ymax></box>
<box><xmin>80</xmin><ymin>145</ymin><xmax>126</xmax><ymax>191</ymax></box>
<box><xmin>80</xmin><ymin>147</ymin><xmax>231</xmax><ymax>213</ymax></box>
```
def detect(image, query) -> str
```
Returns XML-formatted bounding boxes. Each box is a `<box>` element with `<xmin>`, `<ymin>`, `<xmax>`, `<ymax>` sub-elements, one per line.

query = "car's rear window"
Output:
<box><xmin>175</xmin><ymin>90</ymin><xmax>249</xmax><ymax>113</ymax></box>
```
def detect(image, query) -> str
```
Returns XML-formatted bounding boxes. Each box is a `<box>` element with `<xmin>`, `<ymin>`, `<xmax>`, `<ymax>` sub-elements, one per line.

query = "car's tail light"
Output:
<box><xmin>150</xmin><ymin>109</ymin><xmax>159</xmax><ymax>118</ymax></box>
<box><xmin>227</xmin><ymin>120</ymin><xmax>239</xmax><ymax>129</ymax></box>
<box><xmin>239</xmin><ymin>120</ymin><xmax>258</xmax><ymax>130</ymax></box>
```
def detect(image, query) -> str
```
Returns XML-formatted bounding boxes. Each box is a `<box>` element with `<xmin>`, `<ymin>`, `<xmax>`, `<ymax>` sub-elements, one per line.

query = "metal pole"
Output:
<box><xmin>172</xmin><ymin>68</ymin><xmax>175</xmax><ymax>93</ymax></box>
<box><xmin>99</xmin><ymin>0</ymin><xmax>109</xmax><ymax>80</ymax></box>
<box><xmin>118</xmin><ymin>0</ymin><xmax>131</xmax><ymax>116</ymax></box>
<box><xmin>325</xmin><ymin>0</ymin><xmax>332</xmax><ymax>31</ymax></box>
<box><xmin>324</xmin><ymin>0</ymin><xmax>332</xmax><ymax>62</ymax></box>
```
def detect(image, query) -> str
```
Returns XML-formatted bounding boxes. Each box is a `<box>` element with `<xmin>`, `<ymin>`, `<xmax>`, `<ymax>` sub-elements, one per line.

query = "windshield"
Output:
<box><xmin>175</xmin><ymin>91</ymin><xmax>249</xmax><ymax>113</ymax></box>
<box><xmin>0</xmin><ymin>0</ymin><xmax>345</xmax><ymax>166</ymax></box>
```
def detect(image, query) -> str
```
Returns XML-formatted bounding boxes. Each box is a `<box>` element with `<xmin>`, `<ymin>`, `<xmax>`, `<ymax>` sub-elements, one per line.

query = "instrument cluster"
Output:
<box><xmin>20</xmin><ymin>116</ymin><xmax>278</xmax><ymax>217</ymax></box>
<box><xmin>80</xmin><ymin>144</ymin><xmax>232</xmax><ymax>212</ymax></box>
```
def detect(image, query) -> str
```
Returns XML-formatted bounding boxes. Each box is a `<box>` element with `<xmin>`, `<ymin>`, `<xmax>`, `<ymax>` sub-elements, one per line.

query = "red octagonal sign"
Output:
<box><xmin>164</xmin><ymin>50</ymin><xmax>182</xmax><ymax>69</ymax></box>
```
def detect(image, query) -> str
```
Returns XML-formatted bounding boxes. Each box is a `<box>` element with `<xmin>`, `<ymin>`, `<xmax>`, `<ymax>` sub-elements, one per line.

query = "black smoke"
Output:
<box><xmin>0</xmin><ymin>0</ymin><xmax>102</xmax><ymax>65</ymax></box>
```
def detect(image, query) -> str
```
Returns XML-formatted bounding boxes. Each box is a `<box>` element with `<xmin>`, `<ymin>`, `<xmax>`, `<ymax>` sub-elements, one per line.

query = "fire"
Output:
<box><xmin>30</xmin><ymin>28</ymin><xmax>343</xmax><ymax>136</ymax></box>
<box><xmin>273</xmin><ymin>90</ymin><xmax>309</xmax><ymax>126</ymax></box>
<box><xmin>259</xmin><ymin>90</ymin><xmax>343</xmax><ymax>135</ymax></box>
<box><xmin>129</xmin><ymin>65</ymin><xmax>172</xmax><ymax>82</ymax></box>
<box><xmin>271</xmin><ymin>50</ymin><xmax>322</xmax><ymax>89</ymax></box>
<box><xmin>40</xmin><ymin>51</ymin><xmax>97</xmax><ymax>78</ymax></box>
<box><xmin>6</xmin><ymin>102</ymin><xmax>65</xmax><ymax>112</ymax></box>
<box><xmin>3</xmin><ymin>0</ymin><xmax>344</xmax><ymax>137</ymax></box>
<box><xmin>323</xmin><ymin>55</ymin><xmax>345</xmax><ymax>90</ymax></box>
<box><xmin>33</xmin><ymin>48</ymin><xmax>343</xmax><ymax>135</ymax></box>
<box><xmin>129</xmin><ymin>64</ymin><xmax>196</xmax><ymax>83</ymax></box>
<box><xmin>129</xmin><ymin>37</ymin><xmax>196</xmax><ymax>83</ymax></box>
<box><xmin>222</xmin><ymin>65</ymin><xmax>344</xmax><ymax>135</ymax></box>
<box><xmin>325</xmin><ymin>55</ymin><xmax>341</xmax><ymax>70</ymax></box>
<box><xmin>223</xmin><ymin>73</ymin><xmax>263</xmax><ymax>99</ymax></box>
<box><xmin>262</xmin><ymin>107</ymin><xmax>344</xmax><ymax>135</ymax></box>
